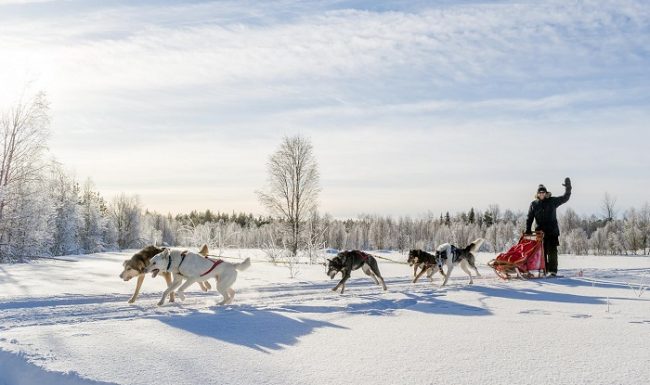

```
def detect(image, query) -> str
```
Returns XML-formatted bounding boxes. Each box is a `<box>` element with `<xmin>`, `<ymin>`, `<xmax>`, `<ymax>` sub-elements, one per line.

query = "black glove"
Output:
<box><xmin>563</xmin><ymin>177</ymin><xmax>571</xmax><ymax>190</ymax></box>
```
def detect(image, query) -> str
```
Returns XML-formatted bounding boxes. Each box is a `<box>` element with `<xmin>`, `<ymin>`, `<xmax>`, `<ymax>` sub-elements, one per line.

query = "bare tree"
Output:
<box><xmin>257</xmin><ymin>135</ymin><xmax>320</xmax><ymax>256</ymax></box>
<box><xmin>304</xmin><ymin>209</ymin><xmax>328</xmax><ymax>264</ymax></box>
<box><xmin>487</xmin><ymin>204</ymin><xmax>501</xmax><ymax>224</ymax></box>
<box><xmin>602</xmin><ymin>192</ymin><xmax>618</xmax><ymax>222</ymax></box>
<box><xmin>0</xmin><ymin>90</ymin><xmax>50</xmax><ymax>258</ymax></box>
<box><xmin>109</xmin><ymin>194</ymin><xmax>143</xmax><ymax>249</ymax></box>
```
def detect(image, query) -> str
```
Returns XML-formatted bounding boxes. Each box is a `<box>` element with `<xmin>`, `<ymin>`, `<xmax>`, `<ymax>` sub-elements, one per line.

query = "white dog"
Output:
<box><xmin>146</xmin><ymin>249</ymin><xmax>251</xmax><ymax>306</ymax></box>
<box><xmin>436</xmin><ymin>238</ymin><xmax>484</xmax><ymax>286</ymax></box>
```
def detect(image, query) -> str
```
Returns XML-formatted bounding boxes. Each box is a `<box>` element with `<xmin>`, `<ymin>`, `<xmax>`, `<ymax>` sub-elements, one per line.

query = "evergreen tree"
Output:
<box><xmin>468</xmin><ymin>207</ymin><xmax>475</xmax><ymax>224</ymax></box>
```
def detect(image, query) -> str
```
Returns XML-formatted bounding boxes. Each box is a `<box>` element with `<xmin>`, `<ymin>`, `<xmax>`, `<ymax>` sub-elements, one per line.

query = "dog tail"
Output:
<box><xmin>235</xmin><ymin>257</ymin><xmax>251</xmax><ymax>271</ymax></box>
<box><xmin>198</xmin><ymin>244</ymin><xmax>209</xmax><ymax>257</ymax></box>
<box><xmin>468</xmin><ymin>238</ymin><xmax>485</xmax><ymax>254</ymax></box>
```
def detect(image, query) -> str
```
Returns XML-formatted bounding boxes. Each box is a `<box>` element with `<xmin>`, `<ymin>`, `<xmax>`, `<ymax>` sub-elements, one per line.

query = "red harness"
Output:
<box><xmin>200</xmin><ymin>259</ymin><xmax>223</xmax><ymax>277</ymax></box>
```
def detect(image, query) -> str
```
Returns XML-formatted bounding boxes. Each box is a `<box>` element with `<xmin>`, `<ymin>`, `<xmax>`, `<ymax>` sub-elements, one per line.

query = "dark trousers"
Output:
<box><xmin>544</xmin><ymin>236</ymin><xmax>559</xmax><ymax>274</ymax></box>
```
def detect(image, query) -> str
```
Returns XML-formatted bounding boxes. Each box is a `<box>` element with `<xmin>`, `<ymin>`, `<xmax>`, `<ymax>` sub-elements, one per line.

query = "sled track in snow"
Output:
<box><xmin>0</xmin><ymin>275</ymin><xmax>490</xmax><ymax>331</ymax></box>
<box><xmin>7</xmin><ymin>270</ymin><xmax>639</xmax><ymax>332</ymax></box>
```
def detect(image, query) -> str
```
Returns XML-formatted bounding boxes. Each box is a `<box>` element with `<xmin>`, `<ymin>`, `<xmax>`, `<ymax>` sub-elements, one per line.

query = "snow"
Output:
<box><xmin>1</xmin><ymin>250</ymin><xmax>649</xmax><ymax>385</ymax></box>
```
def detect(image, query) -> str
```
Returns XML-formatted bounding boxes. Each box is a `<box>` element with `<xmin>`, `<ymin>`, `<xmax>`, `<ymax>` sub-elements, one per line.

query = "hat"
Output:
<box><xmin>537</xmin><ymin>184</ymin><xmax>548</xmax><ymax>193</ymax></box>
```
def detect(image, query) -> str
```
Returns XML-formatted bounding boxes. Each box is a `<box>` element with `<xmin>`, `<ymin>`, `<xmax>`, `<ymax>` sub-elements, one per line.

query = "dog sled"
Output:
<box><xmin>487</xmin><ymin>231</ymin><xmax>546</xmax><ymax>279</ymax></box>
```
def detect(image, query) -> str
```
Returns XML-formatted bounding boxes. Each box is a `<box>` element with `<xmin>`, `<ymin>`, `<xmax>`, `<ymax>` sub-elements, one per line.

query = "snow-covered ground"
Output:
<box><xmin>1</xmin><ymin>249</ymin><xmax>649</xmax><ymax>385</ymax></box>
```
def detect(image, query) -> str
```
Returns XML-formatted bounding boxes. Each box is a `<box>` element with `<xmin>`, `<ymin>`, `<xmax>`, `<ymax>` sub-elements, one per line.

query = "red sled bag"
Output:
<box><xmin>488</xmin><ymin>231</ymin><xmax>545</xmax><ymax>279</ymax></box>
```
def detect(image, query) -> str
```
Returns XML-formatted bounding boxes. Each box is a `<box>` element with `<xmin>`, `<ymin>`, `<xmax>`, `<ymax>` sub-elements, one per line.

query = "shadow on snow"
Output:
<box><xmin>274</xmin><ymin>291</ymin><xmax>491</xmax><ymax>317</ymax></box>
<box><xmin>0</xmin><ymin>349</ymin><xmax>119</xmax><ymax>385</ymax></box>
<box><xmin>464</xmin><ymin>283</ymin><xmax>606</xmax><ymax>304</ymax></box>
<box><xmin>154</xmin><ymin>306</ymin><xmax>347</xmax><ymax>354</ymax></box>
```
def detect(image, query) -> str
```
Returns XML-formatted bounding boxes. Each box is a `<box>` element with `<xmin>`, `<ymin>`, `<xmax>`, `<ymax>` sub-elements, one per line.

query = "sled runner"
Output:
<box><xmin>487</xmin><ymin>231</ymin><xmax>546</xmax><ymax>279</ymax></box>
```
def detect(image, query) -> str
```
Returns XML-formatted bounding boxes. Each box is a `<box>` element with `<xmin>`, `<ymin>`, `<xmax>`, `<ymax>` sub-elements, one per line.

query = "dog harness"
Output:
<box><xmin>166</xmin><ymin>250</ymin><xmax>174</xmax><ymax>271</ymax></box>
<box><xmin>168</xmin><ymin>251</ymin><xmax>189</xmax><ymax>276</ymax></box>
<box><xmin>200</xmin><ymin>259</ymin><xmax>223</xmax><ymax>277</ymax></box>
<box><xmin>450</xmin><ymin>246</ymin><xmax>461</xmax><ymax>263</ymax></box>
<box><xmin>354</xmin><ymin>251</ymin><xmax>369</xmax><ymax>261</ymax></box>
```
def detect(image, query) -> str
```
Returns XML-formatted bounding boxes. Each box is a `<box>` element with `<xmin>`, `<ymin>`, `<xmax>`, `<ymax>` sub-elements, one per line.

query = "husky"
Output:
<box><xmin>326</xmin><ymin>250</ymin><xmax>387</xmax><ymax>294</ymax></box>
<box><xmin>436</xmin><ymin>239</ymin><xmax>484</xmax><ymax>286</ymax></box>
<box><xmin>119</xmin><ymin>244</ymin><xmax>210</xmax><ymax>304</ymax></box>
<box><xmin>407</xmin><ymin>249</ymin><xmax>446</xmax><ymax>283</ymax></box>
<box><xmin>145</xmin><ymin>249</ymin><xmax>251</xmax><ymax>306</ymax></box>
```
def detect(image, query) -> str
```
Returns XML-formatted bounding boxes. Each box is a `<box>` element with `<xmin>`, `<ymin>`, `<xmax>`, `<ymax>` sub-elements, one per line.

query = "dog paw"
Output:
<box><xmin>176</xmin><ymin>292</ymin><xmax>185</xmax><ymax>301</ymax></box>
<box><xmin>157</xmin><ymin>301</ymin><xmax>164</xmax><ymax>307</ymax></box>
<box><xmin>128</xmin><ymin>298</ymin><xmax>135</xmax><ymax>304</ymax></box>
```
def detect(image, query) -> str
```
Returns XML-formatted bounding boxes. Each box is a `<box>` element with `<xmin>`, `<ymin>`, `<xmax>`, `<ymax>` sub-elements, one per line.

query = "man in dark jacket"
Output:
<box><xmin>525</xmin><ymin>177</ymin><xmax>572</xmax><ymax>277</ymax></box>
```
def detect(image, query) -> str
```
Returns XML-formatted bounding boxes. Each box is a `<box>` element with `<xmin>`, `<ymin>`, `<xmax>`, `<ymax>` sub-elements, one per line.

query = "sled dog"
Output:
<box><xmin>326</xmin><ymin>250</ymin><xmax>387</xmax><ymax>294</ymax></box>
<box><xmin>407</xmin><ymin>249</ymin><xmax>447</xmax><ymax>283</ymax></box>
<box><xmin>119</xmin><ymin>244</ymin><xmax>209</xmax><ymax>303</ymax></box>
<box><xmin>435</xmin><ymin>239</ymin><xmax>484</xmax><ymax>286</ymax></box>
<box><xmin>146</xmin><ymin>249</ymin><xmax>251</xmax><ymax>306</ymax></box>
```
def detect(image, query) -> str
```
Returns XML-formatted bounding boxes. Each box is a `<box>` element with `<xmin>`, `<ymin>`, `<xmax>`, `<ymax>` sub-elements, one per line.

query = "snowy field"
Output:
<box><xmin>1</xmin><ymin>249</ymin><xmax>649</xmax><ymax>385</ymax></box>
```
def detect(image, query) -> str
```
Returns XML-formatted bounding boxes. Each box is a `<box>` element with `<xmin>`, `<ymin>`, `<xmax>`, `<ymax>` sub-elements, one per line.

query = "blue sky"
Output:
<box><xmin>1</xmin><ymin>0</ymin><xmax>648</xmax><ymax>218</ymax></box>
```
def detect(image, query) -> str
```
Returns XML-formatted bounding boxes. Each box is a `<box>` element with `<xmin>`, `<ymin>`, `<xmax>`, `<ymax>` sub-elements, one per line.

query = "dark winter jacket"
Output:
<box><xmin>525</xmin><ymin>183</ymin><xmax>571</xmax><ymax>239</ymax></box>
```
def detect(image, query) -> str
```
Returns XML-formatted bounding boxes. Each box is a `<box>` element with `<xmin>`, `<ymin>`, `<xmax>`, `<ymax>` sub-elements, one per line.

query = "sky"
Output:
<box><xmin>0</xmin><ymin>0</ymin><xmax>648</xmax><ymax>218</ymax></box>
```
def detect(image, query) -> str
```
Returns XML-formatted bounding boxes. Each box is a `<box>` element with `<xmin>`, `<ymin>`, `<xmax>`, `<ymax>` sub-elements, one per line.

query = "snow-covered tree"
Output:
<box><xmin>622</xmin><ymin>208</ymin><xmax>644</xmax><ymax>255</ymax></box>
<box><xmin>109</xmin><ymin>194</ymin><xmax>143</xmax><ymax>249</ymax></box>
<box><xmin>49</xmin><ymin>164</ymin><xmax>82</xmax><ymax>256</ymax></box>
<box><xmin>559</xmin><ymin>208</ymin><xmax>581</xmax><ymax>233</ymax></box>
<box><xmin>589</xmin><ymin>224</ymin><xmax>609</xmax><ymax>255</ymax></box>
<box><xmin>607</xmin><ymin>225</ymin><xmax>625</xmax><ymax>255</ymax></box>
<box><xmin>304</xmin><ymin>210</ymin><xmax>327</xmax><ymax>263</ymax></box>
<box><xmin>565</xmin><ymin>228</ymin><xmax>589</xmax><ymax>255</ymax></box>
<box><xmin>640</xmin><ymin>203</ymin><xmax>650</xmax><ymax>255</ymax></box>
<box><xmin>79</xmin><ymin>179</ymin><xmax>110</xmax><ymax>252</ymax></box>
<box><xmin>1</xmin><ymin>176</ymin><xmax>54</xmax><ymax>261</ymax></box>
<box><xmin>0</xmin><ymin>90</ymin><xmax>51</xmax><ymax>261</ymax></box>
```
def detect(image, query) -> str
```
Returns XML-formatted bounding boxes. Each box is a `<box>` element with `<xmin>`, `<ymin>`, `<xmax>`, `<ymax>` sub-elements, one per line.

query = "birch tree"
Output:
<box><xmin>257</xmin><ymin>135</ymin><xmax>320</xmax><ymax>256</ymax></box>
<box><xmin>0</xmin><ymin>91</ymin><xmax>50</xmax><ymax>260</ymax></box>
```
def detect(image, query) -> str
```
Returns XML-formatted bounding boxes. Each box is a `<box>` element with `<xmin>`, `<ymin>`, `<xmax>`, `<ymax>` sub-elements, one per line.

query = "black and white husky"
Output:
<box><xmin>145</xmin><ymin>249</ymin><xmax>250</xmax><ymax>306</ymax></box>
<box><xmin>407</xmin><ymin>249</ymin><xmax>446</xmax><ymax>283</ymax></box>
<box><xmin>436</xmin><ymin>239</ymin><xmax>484</xmax><ymax>286</ymax></box>
<box><xmin>326</xmin><ymin>250</ymin><xmax>387</xmax><ymax>294</ymax></box>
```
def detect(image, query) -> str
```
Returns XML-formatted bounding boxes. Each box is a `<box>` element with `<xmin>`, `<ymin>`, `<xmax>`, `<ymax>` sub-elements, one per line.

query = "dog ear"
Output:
<box><xmin>122</xmin><ymin>260</ymin><xmax>129</xmax><ymax>267</ymax></box>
